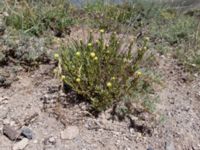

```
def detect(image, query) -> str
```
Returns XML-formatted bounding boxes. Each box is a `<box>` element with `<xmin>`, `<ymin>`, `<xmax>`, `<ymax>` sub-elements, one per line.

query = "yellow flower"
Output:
<box><xmin>94</xmin><ymin>56</ymin><xmax>98</xmax><ymax>61</ymax></box>
<box><xmin>90</xmin><ymin>52</ymin><xmax>96</xmax><ymax>58</ymax></box>
<box><xmin>105</xmin><ymin>44</ymin><xmax>109</xmax><ymax>48</ymax></box>
<box><xmin>106</xmin><ymin>50</ymin><xmax>110</xmax><ymax>54</ymax></box>
<box><xmin>138</xmin><ymin>48</ymin><xmax>142</xmax><ymax>51</ymax></box>
<box><xmin>100</xmin><ymin>29</ymin><xmax>105</xmax><ymax>33</ymax></box>
<box><xmin>76</xmin><ymin>51</ymin><xmax>81</xmax><ymax>57</ymax></box>
<box><xmin>61</xmin><ymin>75</ymin><xmax>66</xmax><ymax>80</ymax></box>
<box><xmin>144</xmin><ymin>37</ymin><xmax>150</xmax><ymax>41</ymax></box>
<box><xmin>53</xmin><ymin>68</ymin><xmax>58</xmax><ymax>74</ymax></box>
<box><xmin>106</xmin><ymin>82</ymin><xmax>112</xmax><ymax>88</ymax></box>
<box><xmin>136</xmin><ymin>71</ymin><xmax>142</xmax><ymax>76</ymax></box>
<box><xmin>76</xmin><ymin>78</ymin><xmax>81</xmax><ymax>83</ymax></box>
<box><xmin>88</xmin><ymin>43</ymin><xmax>92</xmax><ymax>47</ymax></box>
<box><xmin>54</xmin><ymin>53</ymin><xmax>59</xmax><ymax>60</ymax></box>
<box><xmin>143</xmin><ymin>46</ymin><xmax>147</xmax><ymax>50</ymax></box>
<box><xmin>111</xmin><ymin>77</ymin><xmax>116</xmax><ymax>80</ymax></box>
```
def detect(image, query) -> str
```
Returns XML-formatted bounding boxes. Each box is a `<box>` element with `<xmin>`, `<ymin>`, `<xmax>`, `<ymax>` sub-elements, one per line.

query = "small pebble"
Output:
<box><xmin>49</xmin><ymin>136</ymin><xmax>56</xmax><ymax>145</ymax></box>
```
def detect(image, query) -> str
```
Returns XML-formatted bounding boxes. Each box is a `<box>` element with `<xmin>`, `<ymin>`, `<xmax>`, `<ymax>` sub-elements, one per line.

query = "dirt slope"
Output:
<box><xmin>0</xmin><ymin>52</ymin><xmax>200</xmax><ymax>150</ymax></box>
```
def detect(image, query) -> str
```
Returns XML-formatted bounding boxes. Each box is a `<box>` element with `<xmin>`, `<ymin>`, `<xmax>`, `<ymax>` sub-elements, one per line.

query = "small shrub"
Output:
<box><xmin>4</xmin><ymin>0</ymin><xmax>73</xmax><ymax>36</ymax></box>
<box><xmin>149</xmin><ymin>11</ymin><xmax>198</xmax><ymax>45</ymax></box>
<box><xmin>55</xmin><ymin>30</ymin><xmax>150</xmax><ymax>112</ymax></box>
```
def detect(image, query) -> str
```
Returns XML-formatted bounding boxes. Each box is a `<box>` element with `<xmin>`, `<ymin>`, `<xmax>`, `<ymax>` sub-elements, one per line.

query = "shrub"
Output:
<box><xmin>55</xmin><ymin>30</ymin><xmax>149</xmax><ymax>112</ymax></box>
<box><xmin>4</xmin><ymin>0</ymin><xmax>73</xmax><ymax>36</ymax></box>
<box><xmin>149</xmin><ymin>10</ymin><xmax>198</xmax><ymax>45</ymax></box>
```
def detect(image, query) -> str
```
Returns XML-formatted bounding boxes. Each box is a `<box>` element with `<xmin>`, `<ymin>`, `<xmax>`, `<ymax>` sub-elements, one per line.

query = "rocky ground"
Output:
<box><xmin>0</xmin><ymin>49</ymin><xmax>200</xmax><ymax>150</ymax></box>
<box><xmin>0</xmin><ymin>5</ymin><xmax>200</xmax><ymax>149</ymax></box>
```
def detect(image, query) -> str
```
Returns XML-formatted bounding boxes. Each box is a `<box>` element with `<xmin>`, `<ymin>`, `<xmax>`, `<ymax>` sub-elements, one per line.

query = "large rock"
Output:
<box><xmin>3</xmin><ymin>125</ymin><xmax>21</xmax><ymax>141</ymax></box>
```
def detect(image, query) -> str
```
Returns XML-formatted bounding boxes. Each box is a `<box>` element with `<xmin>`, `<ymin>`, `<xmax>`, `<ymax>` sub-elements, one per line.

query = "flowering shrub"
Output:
<box><xmin>55</xmin><ymin>30</ymin><xmax>149</xmax><ymax>112</ymax></box>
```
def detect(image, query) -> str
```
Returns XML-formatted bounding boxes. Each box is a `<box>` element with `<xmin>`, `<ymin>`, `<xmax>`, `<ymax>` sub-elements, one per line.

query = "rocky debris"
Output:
<box><xmin>0</xmin><ymin>96</ymin><xmax>8</xmax><ymax>105</ymax></box>
<box><xmin>165</xmin><ymin>140</ymin><xmax>175</xmax><ymax>150</ymax></box>
<box><xmin>41</xmin><ymin>94</ymin><xmax>58</xmax><ymax>111</ymax></box>
<box><xmin>0</xmin><ymin>74</ymin><xmax>10</xmax><ymax>87</ymax></box>
<box><xmin>127</xmin><ymin>115</ymin><xmax>152</xmax><ymax>136</ymax></box>
<box><xmin>60</xmin><ymin>126</ymin><xmax>79</xmax><ymax>140</ymax></box>
<box><xmin>147</xmin><ymin>147</ymin><xmax>154</xmax><ymax>150</ymax></box>
<box><xmin>43</xmin><ymin>136</ymin><xmax>56</xmax><ymax>145</ymax></box>
<box><xmin>85</xmin><ymin>119</ymin><xmax>101</xmax><ymax>130</ymax></box>
<box><xmin>0</xmin><ymin>69</ymin><xmax>15</xmax><ymax>87</ymax></box>
<box><xmin>23</xmin><ymin>113</ymin><xmax>39</xmax><ymax>126</ymax></box>
<box><xmin>0</xmin><ymin>78</ymin><xmax>12</xmax><ymax>87</ymax></box>
<box><xmin>47</xmin><ymin>85</ymin><xmax>60</xmax><ymax>94</ymax></box>
<box><xmin>21</xmin><ymin>127</ymin><xmax>33</xmax><ymax>140</ymax></box>
<box><xmin>3</xmin><ymin>125</ymin><xmax>21</xmax><ymax>141</ymax></box>
<box><xmin>48</xmin><ymin>136</ymin><xmax>56</xmax><ymax>145</ymax></box>
<box><xmin>13</xmin><ymin>138</ymin><xmax>29</xmax><ymax>150</ymax></box>
<box><xmin>3</xmin><ymin>118</ymin><xmax>16</xmax><ymax>127</ymax></box>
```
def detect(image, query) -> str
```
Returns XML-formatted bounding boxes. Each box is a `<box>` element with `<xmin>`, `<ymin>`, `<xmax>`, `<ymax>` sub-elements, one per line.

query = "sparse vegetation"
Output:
<box><xmin>1</xmin><ymin>0</ymin><xmax>200</xmax><ymax>114</ymax></box>
<box><xmin>1</xmin><ymin>1</ymin><xmax>200</xmax><ymax>149</ymax></box>
<box><xmin>3</xmin><ymin>0</ymin><xmax>73</xmax><ymax>36</ymax></box>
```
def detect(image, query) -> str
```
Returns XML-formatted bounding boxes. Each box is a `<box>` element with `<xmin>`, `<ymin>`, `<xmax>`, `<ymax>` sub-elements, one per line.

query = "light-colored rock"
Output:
<box><xmin>60</xmin><ymin>126</ymin><xmax>79</xmax><ymax>140</ymax></box>
<box><xmin>13</xmin><ymin>138</ymin><xmax>29</xmax><ymax>150</ymax></box>
<box><xmin>165</xmin><ymin>141</ymin><xmax>175</xmax><ymax>150</ymax></box>
<box><xmin>49</xmin><ymin>136</ymin><xmax>56</xmax><ymax>144</ymax></box>
<box><xmin>3</xmin><ymin>119</ymin><xmax>10</xmax><ymax>125</ymax></box>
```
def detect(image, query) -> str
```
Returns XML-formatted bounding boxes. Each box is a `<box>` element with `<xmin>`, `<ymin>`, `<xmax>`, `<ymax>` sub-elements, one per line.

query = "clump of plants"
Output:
<box><xmin>54</xmin><ymin>30</ymin><xmax>150</xmax><ymax>112</ymax></box>
<box><xmin>82</xmin><ymin>0</ymin><xmax>163</xmax><ymax>33</ymax></box>
<box><xmin>4</xmin><ymin>0</ymin><xmax>73</xmax><ymax>36</ymax></box>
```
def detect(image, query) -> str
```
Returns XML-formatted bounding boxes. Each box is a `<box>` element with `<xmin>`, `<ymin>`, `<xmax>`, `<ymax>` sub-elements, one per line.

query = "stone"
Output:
<box><xmin>33</xmin><ymin>140</ymin><xmax>38</xmax><ymax>144</ymax></box>
<box><xmin>48</xmin><ymin>136</ymin><xmax>56</xmax><ymax>145</ymax></box>
<box><xmin>3</xmin><ymin>125</ymin><xmax>21</xmax><ymax>141</ymax></box>
<box><xmin>165</xmin><ymin>141</ymin><xmax>175</xmax><ymax>150</ymax></box>
<box><xmin>147</xmin><ymin>147</ymin><xmax>154</xmax><ymax>150</ymax></box>
<box><xmin>21</xmin><ymin>127</ymin><xmax>33</xmax><ymax>139</ymax></box>
<box><xmin>13</xmin><ymin>138</ymin><xmax>29</xmax><ymax>150</ymax></box>
<box><xmin>60</xmin><ymin>126</ymin><xmax>79</xmax><ymax>140</ymax></box>
<box><xmin>3</xmin><ymin>118</ymin><xmax>10</xmax><ymax>125</ymax></box>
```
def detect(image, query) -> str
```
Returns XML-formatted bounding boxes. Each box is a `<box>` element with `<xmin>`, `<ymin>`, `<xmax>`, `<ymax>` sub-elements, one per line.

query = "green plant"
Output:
<box><xmin>55</xmin><ymin>30</ymin><xmax>150</xmax><ymax>112</ymax></box>
<box><xmin>4</xmin><ymin>0</ymin><xmax>73</xmax><ymax>36</ymax></box>
<box><xmin>149</xmin><ymin>10</ymin><xmax>198</xmax><ymax>45</ymax></box>
<box><xmin>82</xmin><ymin>0</ymin><xmax>163</xmax><ymax>32</ymax></box>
